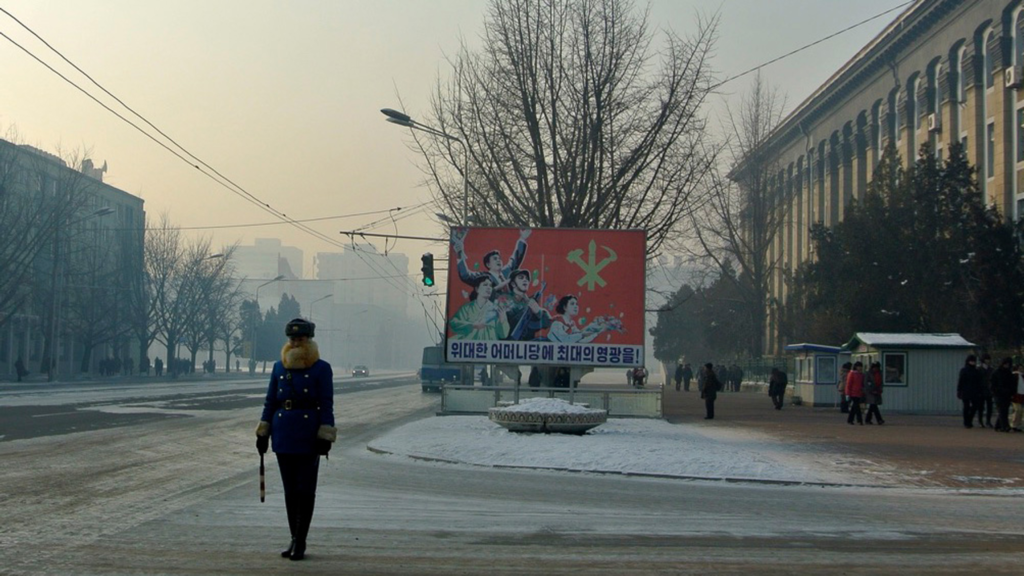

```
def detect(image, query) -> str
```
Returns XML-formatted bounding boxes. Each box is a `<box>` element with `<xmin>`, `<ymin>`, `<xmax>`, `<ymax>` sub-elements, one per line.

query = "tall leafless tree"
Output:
<box><xmin>688</xmin><ymin>73</ymin><xmax>789</xmax><ymax>357</ymax></box>
<box><xmin>409</xmin><ymin>0</ymin><xmax>719</xmax><ymax>258</ymax></box>
<box><xmin>0</xmin><ymin>134</ymin><xmax>95</xmax><ymax>374</ymax></box>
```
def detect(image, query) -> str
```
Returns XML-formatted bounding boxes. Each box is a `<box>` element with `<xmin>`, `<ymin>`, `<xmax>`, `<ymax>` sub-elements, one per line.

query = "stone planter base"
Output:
<box><xmin>488</xmin><ymin>402</ymin><xmax>608</xmax><ymax>435</ymax></box>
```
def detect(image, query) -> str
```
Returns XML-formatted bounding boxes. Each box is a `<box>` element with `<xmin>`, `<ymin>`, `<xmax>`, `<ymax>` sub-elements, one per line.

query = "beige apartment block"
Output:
<box><xmin>734</xmin><ymin>0</ymin><xmax>1024</xmax><ymax>355</ymax></box>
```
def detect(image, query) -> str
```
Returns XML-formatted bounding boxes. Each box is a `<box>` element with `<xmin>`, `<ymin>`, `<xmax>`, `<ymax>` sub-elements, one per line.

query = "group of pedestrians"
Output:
<box><xmin>957</xmin><ymin>354</ymin><xmax>1022</xmax><ymax>433</ymax></box>
<box><xmin>839</xmin><ymin>361</ymin><xmax>886</xmax><ymax>425</ymax></box>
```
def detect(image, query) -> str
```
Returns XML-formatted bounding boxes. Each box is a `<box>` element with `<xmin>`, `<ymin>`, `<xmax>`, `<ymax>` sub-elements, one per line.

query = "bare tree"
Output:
<box><xmin>410</xmin><ymin>0</ymin><xmax>719</xmax><ymax>258</ymax></box>
<box><xmin>0</xmin><ymin>134</ymin><xmax>97</xmax><ymax>378</ymax></box>
<box><xmin>688</xmin><ymin>73</ymin><xmax>789</xmax><ymax>357</ymax></box>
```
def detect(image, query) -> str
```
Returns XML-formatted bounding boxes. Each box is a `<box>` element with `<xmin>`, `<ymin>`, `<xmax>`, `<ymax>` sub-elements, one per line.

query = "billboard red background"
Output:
<box><xmin>444</xmin><ymin>227</ymin><xmax>645</xmax><ymax>348</ymax></box>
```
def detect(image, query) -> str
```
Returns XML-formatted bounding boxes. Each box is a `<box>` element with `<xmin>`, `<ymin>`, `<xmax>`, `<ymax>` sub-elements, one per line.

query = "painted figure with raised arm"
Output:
<box><xmin>452</xmin><ymin>228</ymin><xmax>531</xmax><ymax>297</ymax></box>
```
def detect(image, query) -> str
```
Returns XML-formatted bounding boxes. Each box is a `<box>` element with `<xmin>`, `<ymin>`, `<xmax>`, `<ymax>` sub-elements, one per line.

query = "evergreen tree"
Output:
<box><xmin>784</xmin><ymin>142</ymin><xmax>1024</xmax><ymax>349</ymax></box>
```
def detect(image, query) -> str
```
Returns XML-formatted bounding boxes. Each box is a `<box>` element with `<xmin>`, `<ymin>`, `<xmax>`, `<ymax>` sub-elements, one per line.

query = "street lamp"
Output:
<box><xmin>381</xmin><ymin>108</ymin><xmax>469</xmax><ymax>226</ymax></box>
<box><xmin>249</xmin><ymin>274</ymin><xmax>284</xmax><ymax>375</ymax></box>
<box><xmin>47</xmin><ymin>206</ymin><xmax>115</xmax><ymax>381</ymax></box>
<box><xmin>309</xmin><ymin>294</ymin><xmax>333</xmax><ymax>321</ymax></box>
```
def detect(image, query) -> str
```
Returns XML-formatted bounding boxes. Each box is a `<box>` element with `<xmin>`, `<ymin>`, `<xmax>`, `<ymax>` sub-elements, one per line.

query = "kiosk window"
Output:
<box><xmin>883</xmin><ymin>353</ymin><xmax>906</xmax><ymax>386</ymax></box>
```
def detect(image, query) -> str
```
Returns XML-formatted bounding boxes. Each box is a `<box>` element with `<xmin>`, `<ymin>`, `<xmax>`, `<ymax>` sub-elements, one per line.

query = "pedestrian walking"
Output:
<box><xmin>957</xmin><ymin>354</ymin><xmax>983</xmax><ymax>429</ymax></box>
<box><xmin>1012</xmin><ymin>365</ymin><xmax>1024</xmax><ymax>433</ymax></box>
<box><xmin>674</xmin><ymin>362</ymin><xmax>684</xmax><ymax>392</ymax></box>
<box><xmin>845</xmin><ymin>361</ymin><xmax>866</xmax><ymax>425</ymax></box>
<box><xmin>700</xmin><ymin>363</ymin><xmax>722</xmax><ymax>419</ymax></box>
<box><xmin>864</xmin><ymin>362</ymin><xmax>885</xmax><ymax>425</ymax></box>
<box><xmin>990</xmin><ymin>358</ymin><xmax>1015</xmax><ymax>432</ymax></box>
<box><xmin>768</xmin><ymin>367</ymin><xmax>787</xmax><ymax>410</ymax></box>
<box><xmin>255</xmin><ymin>318</ymin><xmax>336</xmax><ymax>561</ymax></box>
<box><xmin>14</xmin><ymin>356</ymin><xmax>28</xmax><ymax>382</ymax></box>
<box><xmin>682</xmin><ymin>363</ymin><xmax>693</xmax><ymax>392</ymax></box>
<box><xmin>978</xmin><ymin>354</ymin><xmax>994</xmax><ymax>428</ymax></box>
<box><xmin>837</xmin><ymin>362</ymin><xmax>851</xmax><ymax>413</ymax></box>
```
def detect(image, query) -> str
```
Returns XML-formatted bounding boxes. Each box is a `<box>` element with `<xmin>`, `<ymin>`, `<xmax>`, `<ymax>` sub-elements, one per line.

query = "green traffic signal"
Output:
<box><xmin>421</xmin><ymin>253</ymin><xmax>435</xmax><ymax>286</ymax></box>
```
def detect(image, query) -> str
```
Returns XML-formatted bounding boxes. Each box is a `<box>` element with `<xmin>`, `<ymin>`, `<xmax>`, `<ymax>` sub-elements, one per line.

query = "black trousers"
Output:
<box><xmin>962</xmin><ymin>399</ymin><xmax>978</xmax><ymax>427</ymax></box>
<box><xmin>683</xmin><ymin>378</ymin><xmax>691</xmax><ymax>391</ymax></box>
<box><xmin>865</xmin><ymin>403</ymin><xmax>883</xmax><ymax>423</ymax></box>
<box><xmin>994</xmin><ymin>399</ymin><xmax>1011</xmax><ymax>431</ymax></box>
<box><xmin>847</xmin><ymin>397</ymin><xmax>863</xmax><ymax>424</ymax></box>
<box><xmin>770</xmin><ymin>393</ymin><xmax>784</xmax><ymax>410</ymax></box>
<box><xmin>978</xmin><ymin>396</ymin><xmax>993</xmax><ymax>425</ymax></box>
<box><xmin>705</xmin><ymin>397</ymin><xmax>715</xmax><ymax>419</ymax></box>
<box><xmin>276</xmin><ymin>453</ymin><xmax>321</xmax><ymax>544</ymax></box>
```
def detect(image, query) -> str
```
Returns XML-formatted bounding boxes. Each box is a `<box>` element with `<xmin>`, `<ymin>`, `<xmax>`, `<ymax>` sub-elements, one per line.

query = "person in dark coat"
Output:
<box><xmin>674</xmin><ymin>363</ymin><xmax>684</xmax><ymax>391</ymax></box>
<box><xmin>255</xmin><ymin>318</ymin><xmax>336</xmax><ymax>561</ymax></box>
<box><xmin>768</xmin><ymin>367</ymin><xmax>787</xmax><ymax>410</ymax></box>
<box><xmin>14</xmin><ymin>356</ymin><xmax>28</xmax><ymax>382</ymax></box>
<box><xmin>681</xmin><ymin>363</ymin><xmax>693</xmax><ymax>392</ymax></box>
<box><xmin>957</xmin><ymin>354</ymin><xmax>984</xmax><ymax>429</ymax></box>
<box><xmin>977</xmin><ymin>354</ymin><xmax>994</xmax><ymax>428</ymax></box>
<box><xmin>864</xmin><ymin>362</ymin><xmax>885</xmax><ymax>425</ymax></box>
<box><xmin>990</xmin><ymin>357</ymin><xmax>1016</xmax><ymax>432</ymax></box>
<box><xmin>701</xmin><ymin>363</ymin><xmax>722</xmax><ymax>419</ymax></box>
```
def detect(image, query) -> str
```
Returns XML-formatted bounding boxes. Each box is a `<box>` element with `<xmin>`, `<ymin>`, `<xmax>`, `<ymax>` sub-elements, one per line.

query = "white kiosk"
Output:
<box><xmin>783</xmin><ymin>343</ymin><xmax>850</xmax><ymax>407</ymax></box>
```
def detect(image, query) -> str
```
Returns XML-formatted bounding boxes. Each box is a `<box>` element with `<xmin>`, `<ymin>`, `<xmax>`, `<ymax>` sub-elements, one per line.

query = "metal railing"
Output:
<box><xmin>440</xmin><ymin>385</ymin><xmax>662</xmax><ymax>418</ymax></box>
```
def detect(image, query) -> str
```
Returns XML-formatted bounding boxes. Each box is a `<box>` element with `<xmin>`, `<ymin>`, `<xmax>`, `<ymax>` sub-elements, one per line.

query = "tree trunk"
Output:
<box><xmin>79</xmin><ymin>342</ymin><xmax>94</xmax><ymax>374</ymax></box>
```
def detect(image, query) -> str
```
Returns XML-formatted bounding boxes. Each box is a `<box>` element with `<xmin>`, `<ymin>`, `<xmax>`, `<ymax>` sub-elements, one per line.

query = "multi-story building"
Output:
<box><xmin>233</xmin><ymin>238</ymin><xmax>303</xmax><ymax>282</ymax></box>
<box><xmin>740</xmin><ymin>0</ymin><xmax>1023</xmax><ymax>354</ymax></box>
<box><xmin>0</xmin><ymin>139</ymin><xmax>145</xmax><ymax>379</ymax></box>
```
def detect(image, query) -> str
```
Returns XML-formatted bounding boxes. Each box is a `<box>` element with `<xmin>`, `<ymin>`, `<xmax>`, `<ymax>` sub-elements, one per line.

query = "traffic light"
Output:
<box><xmin>421</xmin><ymin>253</ymin><xmax>435</xmax><ymax>286</ymax></box>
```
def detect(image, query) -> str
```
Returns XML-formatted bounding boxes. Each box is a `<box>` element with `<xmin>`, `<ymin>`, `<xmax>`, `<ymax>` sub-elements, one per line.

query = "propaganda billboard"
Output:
<box><xmin>444</xmin><ymin>227</ymin><xmax>645</xmax><ymax>367</ymax></box>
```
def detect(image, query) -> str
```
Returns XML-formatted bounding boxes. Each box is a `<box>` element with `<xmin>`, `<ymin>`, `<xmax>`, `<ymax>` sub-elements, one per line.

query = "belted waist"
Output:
<box><xmin>279</xmin><ymin>399</ymin><xmax>319</xmax><ymax>411</ymax></box>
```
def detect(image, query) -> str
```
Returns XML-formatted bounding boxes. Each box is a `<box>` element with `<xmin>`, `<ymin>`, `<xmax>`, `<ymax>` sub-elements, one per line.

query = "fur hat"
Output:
<box><xmin>285</xmin><ymin>318</ymin><xmax>315</xmax><ymax>338</ymax></box>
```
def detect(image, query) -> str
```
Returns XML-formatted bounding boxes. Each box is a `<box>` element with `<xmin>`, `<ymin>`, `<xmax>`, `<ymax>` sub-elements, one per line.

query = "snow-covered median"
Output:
<box><xmin>368</xmin><ymin>415</ymin><xmax>896</xmax><ymax>485</ymax></box>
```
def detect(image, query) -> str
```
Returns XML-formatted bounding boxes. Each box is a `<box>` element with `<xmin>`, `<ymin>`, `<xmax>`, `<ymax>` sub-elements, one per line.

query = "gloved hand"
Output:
<box><xmin>315</xmin><ymin>438</ymin><xmax>332</xmax><ymax>456</ymax></box>
<box><xmin>256</xmin><ymin>435</ymin><xmax>269</xmax><ymax>455</ymax></box>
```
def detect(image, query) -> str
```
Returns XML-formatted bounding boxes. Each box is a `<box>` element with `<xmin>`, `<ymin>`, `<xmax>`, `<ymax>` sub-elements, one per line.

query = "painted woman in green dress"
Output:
<box><xmin>449</xmin><ymin>277</ymin><xmax>509</xmax><ymax>341</ymax></box>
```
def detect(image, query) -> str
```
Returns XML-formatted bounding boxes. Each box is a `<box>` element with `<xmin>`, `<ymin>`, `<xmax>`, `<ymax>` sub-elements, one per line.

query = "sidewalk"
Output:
<box><xmin>662</xmin><ymin>385</ymin><xmax>1024</xmax><ymax>489</ymax></box>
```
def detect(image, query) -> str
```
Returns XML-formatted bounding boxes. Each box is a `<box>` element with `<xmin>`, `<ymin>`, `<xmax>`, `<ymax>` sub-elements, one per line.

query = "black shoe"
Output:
<box><xmin>281</xmin><ymin>539</ymin><xmax>295</xmax><ymax>558</ymax></box>
<box><xmin>865</xmin><ymin>420</ymin><xmax>873</xmax><ymax>425</ymax></box>
<box><xmin>290</xmin><ymin>541</ymin><xmax>306</xmax><ymax>561</ymax></box>
<box><xmin>964</xmin><ymin>424</ymin><xmax>974</xmax><ymax>429</ymax></box>
<box><xmin>878</xmin><ymin>420</ymin><xmax>885</xmax><ymax>425</ymax></box>
<box><xmin>704</xmin><ymin>416</ymin><xmax>713</xmax><ymax>420</ymax></box>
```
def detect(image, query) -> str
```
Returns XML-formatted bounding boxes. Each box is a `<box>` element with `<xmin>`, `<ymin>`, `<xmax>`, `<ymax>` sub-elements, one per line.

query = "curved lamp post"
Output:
<box><xmin>381</xmin><ymin>108</ymin><xmax>469</xmax><ymax>226</ymax></box>
<box><xmin>249</xmin><ymin>274</ymin><xmax>284</xmax><ymax>374</ymax></box>
<box><xmin>309</xmin><ymin>293</ymin><xmax>333</xmax><ymax>322</ymax></box>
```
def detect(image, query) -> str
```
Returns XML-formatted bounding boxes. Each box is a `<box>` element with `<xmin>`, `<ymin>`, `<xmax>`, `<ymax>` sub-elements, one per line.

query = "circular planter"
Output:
<box><xmin>489</xmin><ymin>398</ymin><xmax>608</xmax><ymax>435</ymax></box>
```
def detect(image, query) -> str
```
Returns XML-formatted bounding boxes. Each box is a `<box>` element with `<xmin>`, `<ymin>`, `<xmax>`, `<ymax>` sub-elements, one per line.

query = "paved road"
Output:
<box><xmin>1</xmin><ymin>378</ymin><xmax>1022</xmax><ymax>575</ymax></box>
<box><xmin>0</xmin><ymin>372</ymin><xmax>411</xmax><ymax>441</ymax></box>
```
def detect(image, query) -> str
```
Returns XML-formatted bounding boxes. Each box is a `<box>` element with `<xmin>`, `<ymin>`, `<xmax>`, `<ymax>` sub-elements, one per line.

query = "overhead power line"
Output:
<box><xmin>712</xmin><ymin>1</ymin><xmax>915</xmax><ymax>90</ymax></box>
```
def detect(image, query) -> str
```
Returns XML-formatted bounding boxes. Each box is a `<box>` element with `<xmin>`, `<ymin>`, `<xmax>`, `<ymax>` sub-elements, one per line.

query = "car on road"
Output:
<box><xmin>352</xmin><ymin>365</ymin><xmax>369</xmax><ymax>377</ymax></box>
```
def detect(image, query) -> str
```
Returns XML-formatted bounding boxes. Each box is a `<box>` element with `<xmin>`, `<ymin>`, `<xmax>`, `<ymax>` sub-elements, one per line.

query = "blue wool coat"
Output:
<box><xmin>260</xmin><ymin>359</ymin><xmax>335</xmax><ymax>454</ymax></box>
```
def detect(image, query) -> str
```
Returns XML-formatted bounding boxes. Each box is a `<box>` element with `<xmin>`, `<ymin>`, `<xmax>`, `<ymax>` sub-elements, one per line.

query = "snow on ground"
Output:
<box><xmin>368</xmin><ymin>415</ymin><xmax>888</xmax><ymax>485</ymax></box>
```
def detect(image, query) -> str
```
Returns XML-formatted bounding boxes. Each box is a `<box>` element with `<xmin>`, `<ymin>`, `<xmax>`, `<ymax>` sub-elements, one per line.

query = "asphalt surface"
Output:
<box><xmin>662</xmin><ymin>384</ymin><xmax>1024</xmax><ymax>489</ymax></box>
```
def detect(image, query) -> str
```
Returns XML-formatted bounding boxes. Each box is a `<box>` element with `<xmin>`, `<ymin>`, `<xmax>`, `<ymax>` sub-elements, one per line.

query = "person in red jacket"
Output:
<box><xmin>845</xmin><ymin>361</ymin><xmax>866</xmax><ymax>425</ymax></box>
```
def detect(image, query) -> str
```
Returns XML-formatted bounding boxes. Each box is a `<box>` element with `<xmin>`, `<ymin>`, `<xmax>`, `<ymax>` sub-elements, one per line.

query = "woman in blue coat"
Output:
<box><xmin>255</xmin><ymin>318</ymin><xmax>336</xmax><ymax>561</ymax></box>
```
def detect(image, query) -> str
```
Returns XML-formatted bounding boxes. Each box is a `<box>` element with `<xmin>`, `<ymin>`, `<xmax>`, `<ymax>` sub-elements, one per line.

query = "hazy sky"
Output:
<box><xmin>0</xmin><ymin>0</ymin><xmax>907</xmax><ymax>281</ymax></box>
